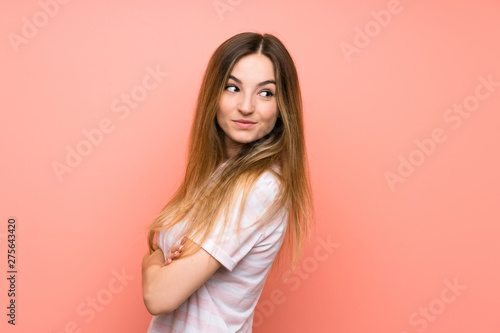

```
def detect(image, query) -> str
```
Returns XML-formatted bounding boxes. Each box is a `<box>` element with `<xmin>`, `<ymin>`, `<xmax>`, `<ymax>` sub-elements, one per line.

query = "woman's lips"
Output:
<box><xmin>233</xmin><ymin>120</ymin><xmax>255</xmax><ymax>129</ymax></box>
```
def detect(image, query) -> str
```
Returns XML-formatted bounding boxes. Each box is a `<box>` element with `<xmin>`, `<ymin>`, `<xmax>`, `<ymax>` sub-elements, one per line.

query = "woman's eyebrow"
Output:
<box><xmin>228</xmin><ymin>75</ymin><xmax>276</xmax><ymax>87</ymax></box>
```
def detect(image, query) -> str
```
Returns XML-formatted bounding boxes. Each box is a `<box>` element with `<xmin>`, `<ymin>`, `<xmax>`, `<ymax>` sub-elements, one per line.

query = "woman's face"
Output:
<box><xmin>216</xmin><ymin>53</ymin><xmax>279</xmax><ymax>158</ymax></box>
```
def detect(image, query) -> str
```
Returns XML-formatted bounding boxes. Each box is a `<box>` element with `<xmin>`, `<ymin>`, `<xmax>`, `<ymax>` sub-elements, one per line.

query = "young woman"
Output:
<box><xmin>142</xmin><ymin>32</ymin><xmax>313</xmax><ymax>332</ymax></box>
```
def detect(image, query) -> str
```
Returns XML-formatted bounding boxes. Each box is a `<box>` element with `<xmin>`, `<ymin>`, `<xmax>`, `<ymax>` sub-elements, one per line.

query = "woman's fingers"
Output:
<box><xmin>163</xmin><ymin>253</ymin><xmax>175</xmax><ymax>266</ymax></box>
<box><xmin>167</xmin><ymin>251</ymin><xmax>180</xmax><ymax>260</ymax></box>
<box><xmin>170</xmin><ymin>244</ymin><xmax>184</xmax><ymax>254</ymax></box>
<box><xmin>163</xmin><ymin>244</ymin><xmax>184</xmax><ymax>266</ymax></box>
<box><xmin>161</xmin><ymin>238</ymin><xmax>187</xmax><ymax>266</ymax></box>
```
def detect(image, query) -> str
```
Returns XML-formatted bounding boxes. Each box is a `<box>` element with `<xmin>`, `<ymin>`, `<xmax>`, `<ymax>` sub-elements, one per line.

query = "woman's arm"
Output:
<box><xmin>141</xmin><ymin>238</ymin><xmax>221</xmax><ymax>315</ymax></box>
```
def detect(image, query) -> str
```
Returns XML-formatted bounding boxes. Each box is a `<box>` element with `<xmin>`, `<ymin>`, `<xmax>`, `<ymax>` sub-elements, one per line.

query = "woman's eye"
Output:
<box><xmin>259</xmin><ymin>90</ymin><xmax>274</xmax><ymax>98</ymax></box>
<box><xmin>225</xmin><ymin>85</ymin><xmax>239</xmax><ymax>93</ymax></box>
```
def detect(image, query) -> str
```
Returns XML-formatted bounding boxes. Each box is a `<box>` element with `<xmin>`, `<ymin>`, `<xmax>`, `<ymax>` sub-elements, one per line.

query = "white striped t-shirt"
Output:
<box><xmin>147</xmin><ymin>167</ymin><xmax>288</xmax><ymax>333</ymax></box>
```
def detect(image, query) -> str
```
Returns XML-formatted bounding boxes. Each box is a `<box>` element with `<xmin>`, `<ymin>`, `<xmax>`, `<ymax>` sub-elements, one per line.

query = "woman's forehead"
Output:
<box><xmin>229</xmin><ymin>54</ymin><xmax>275</xmax><ymax>83</ymax></box>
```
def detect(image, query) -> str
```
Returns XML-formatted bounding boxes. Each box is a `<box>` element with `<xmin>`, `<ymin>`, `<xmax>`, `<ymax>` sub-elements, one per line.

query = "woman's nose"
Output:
<box><xmin>237</xmin><ymin>93</ymin><xmax>255</xmax><ymax>114</ymax></box>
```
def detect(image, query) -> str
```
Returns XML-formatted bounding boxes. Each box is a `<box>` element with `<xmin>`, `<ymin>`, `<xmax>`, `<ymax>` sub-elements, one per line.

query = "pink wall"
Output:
<box><xmin>2</xmin><ymin>0</ymin><xmax>500</xmax><ymax>332</ymax></box>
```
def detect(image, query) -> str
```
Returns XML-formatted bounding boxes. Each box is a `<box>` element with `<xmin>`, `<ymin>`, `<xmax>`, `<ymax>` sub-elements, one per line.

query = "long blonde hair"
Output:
<box><xmin>147</xmin><ymin>32</ymin><xmax>314</xmax><ymax>272</ymax></box>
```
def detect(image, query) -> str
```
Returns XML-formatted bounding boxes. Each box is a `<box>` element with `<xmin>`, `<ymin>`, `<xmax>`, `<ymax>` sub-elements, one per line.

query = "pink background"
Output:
<box><xmin>1</xmin><ymin>0</ymin><xmax>500</xmax><ymax>332</ymax></box>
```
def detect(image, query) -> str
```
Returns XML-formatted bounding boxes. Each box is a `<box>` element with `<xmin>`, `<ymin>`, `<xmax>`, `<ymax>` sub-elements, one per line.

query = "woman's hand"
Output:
<box><xmin>163</xmin><ymin>236</ymin><xmax>187</xmax><ymax>266</ymax></box>
<box><xmin>142</xmin><ymin>235</ymin><xmax>221</xmax><ymax>315</ymax></box>
<box><xmin>142</xmin><ymin>236</ymin><xmax>188</xmax><ymax>274</ymax></box>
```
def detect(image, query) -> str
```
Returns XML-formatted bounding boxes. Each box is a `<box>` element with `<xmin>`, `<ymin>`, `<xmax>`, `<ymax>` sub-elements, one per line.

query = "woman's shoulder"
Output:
<box><xmin>269</xmin><ymin>162</ymin><xmax>282</xmax><ymax>176</ymax></box>
<box><xmin>258</xmin><ymin>162</ymin><xmax>281</xmax><ymax>181</ymax></box>
<box><xmin>253</xmin><ymin>164</ymin><xmax>283</xmax><ymax>197</ymax></box>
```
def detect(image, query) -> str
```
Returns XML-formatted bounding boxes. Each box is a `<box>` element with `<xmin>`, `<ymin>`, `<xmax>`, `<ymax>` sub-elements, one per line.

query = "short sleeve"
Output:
<box><xmin>197</xmin><ymin>170</ymin><xmax>287</xmax><ymax>271</ymax></box>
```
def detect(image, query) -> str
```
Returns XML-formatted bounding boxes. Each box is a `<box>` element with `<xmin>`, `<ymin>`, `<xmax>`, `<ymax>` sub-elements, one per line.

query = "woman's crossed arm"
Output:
<box><xmin>141</xmin><ymin>238</ymin><xmax>221</xmax><ymax>315</ymax></box>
